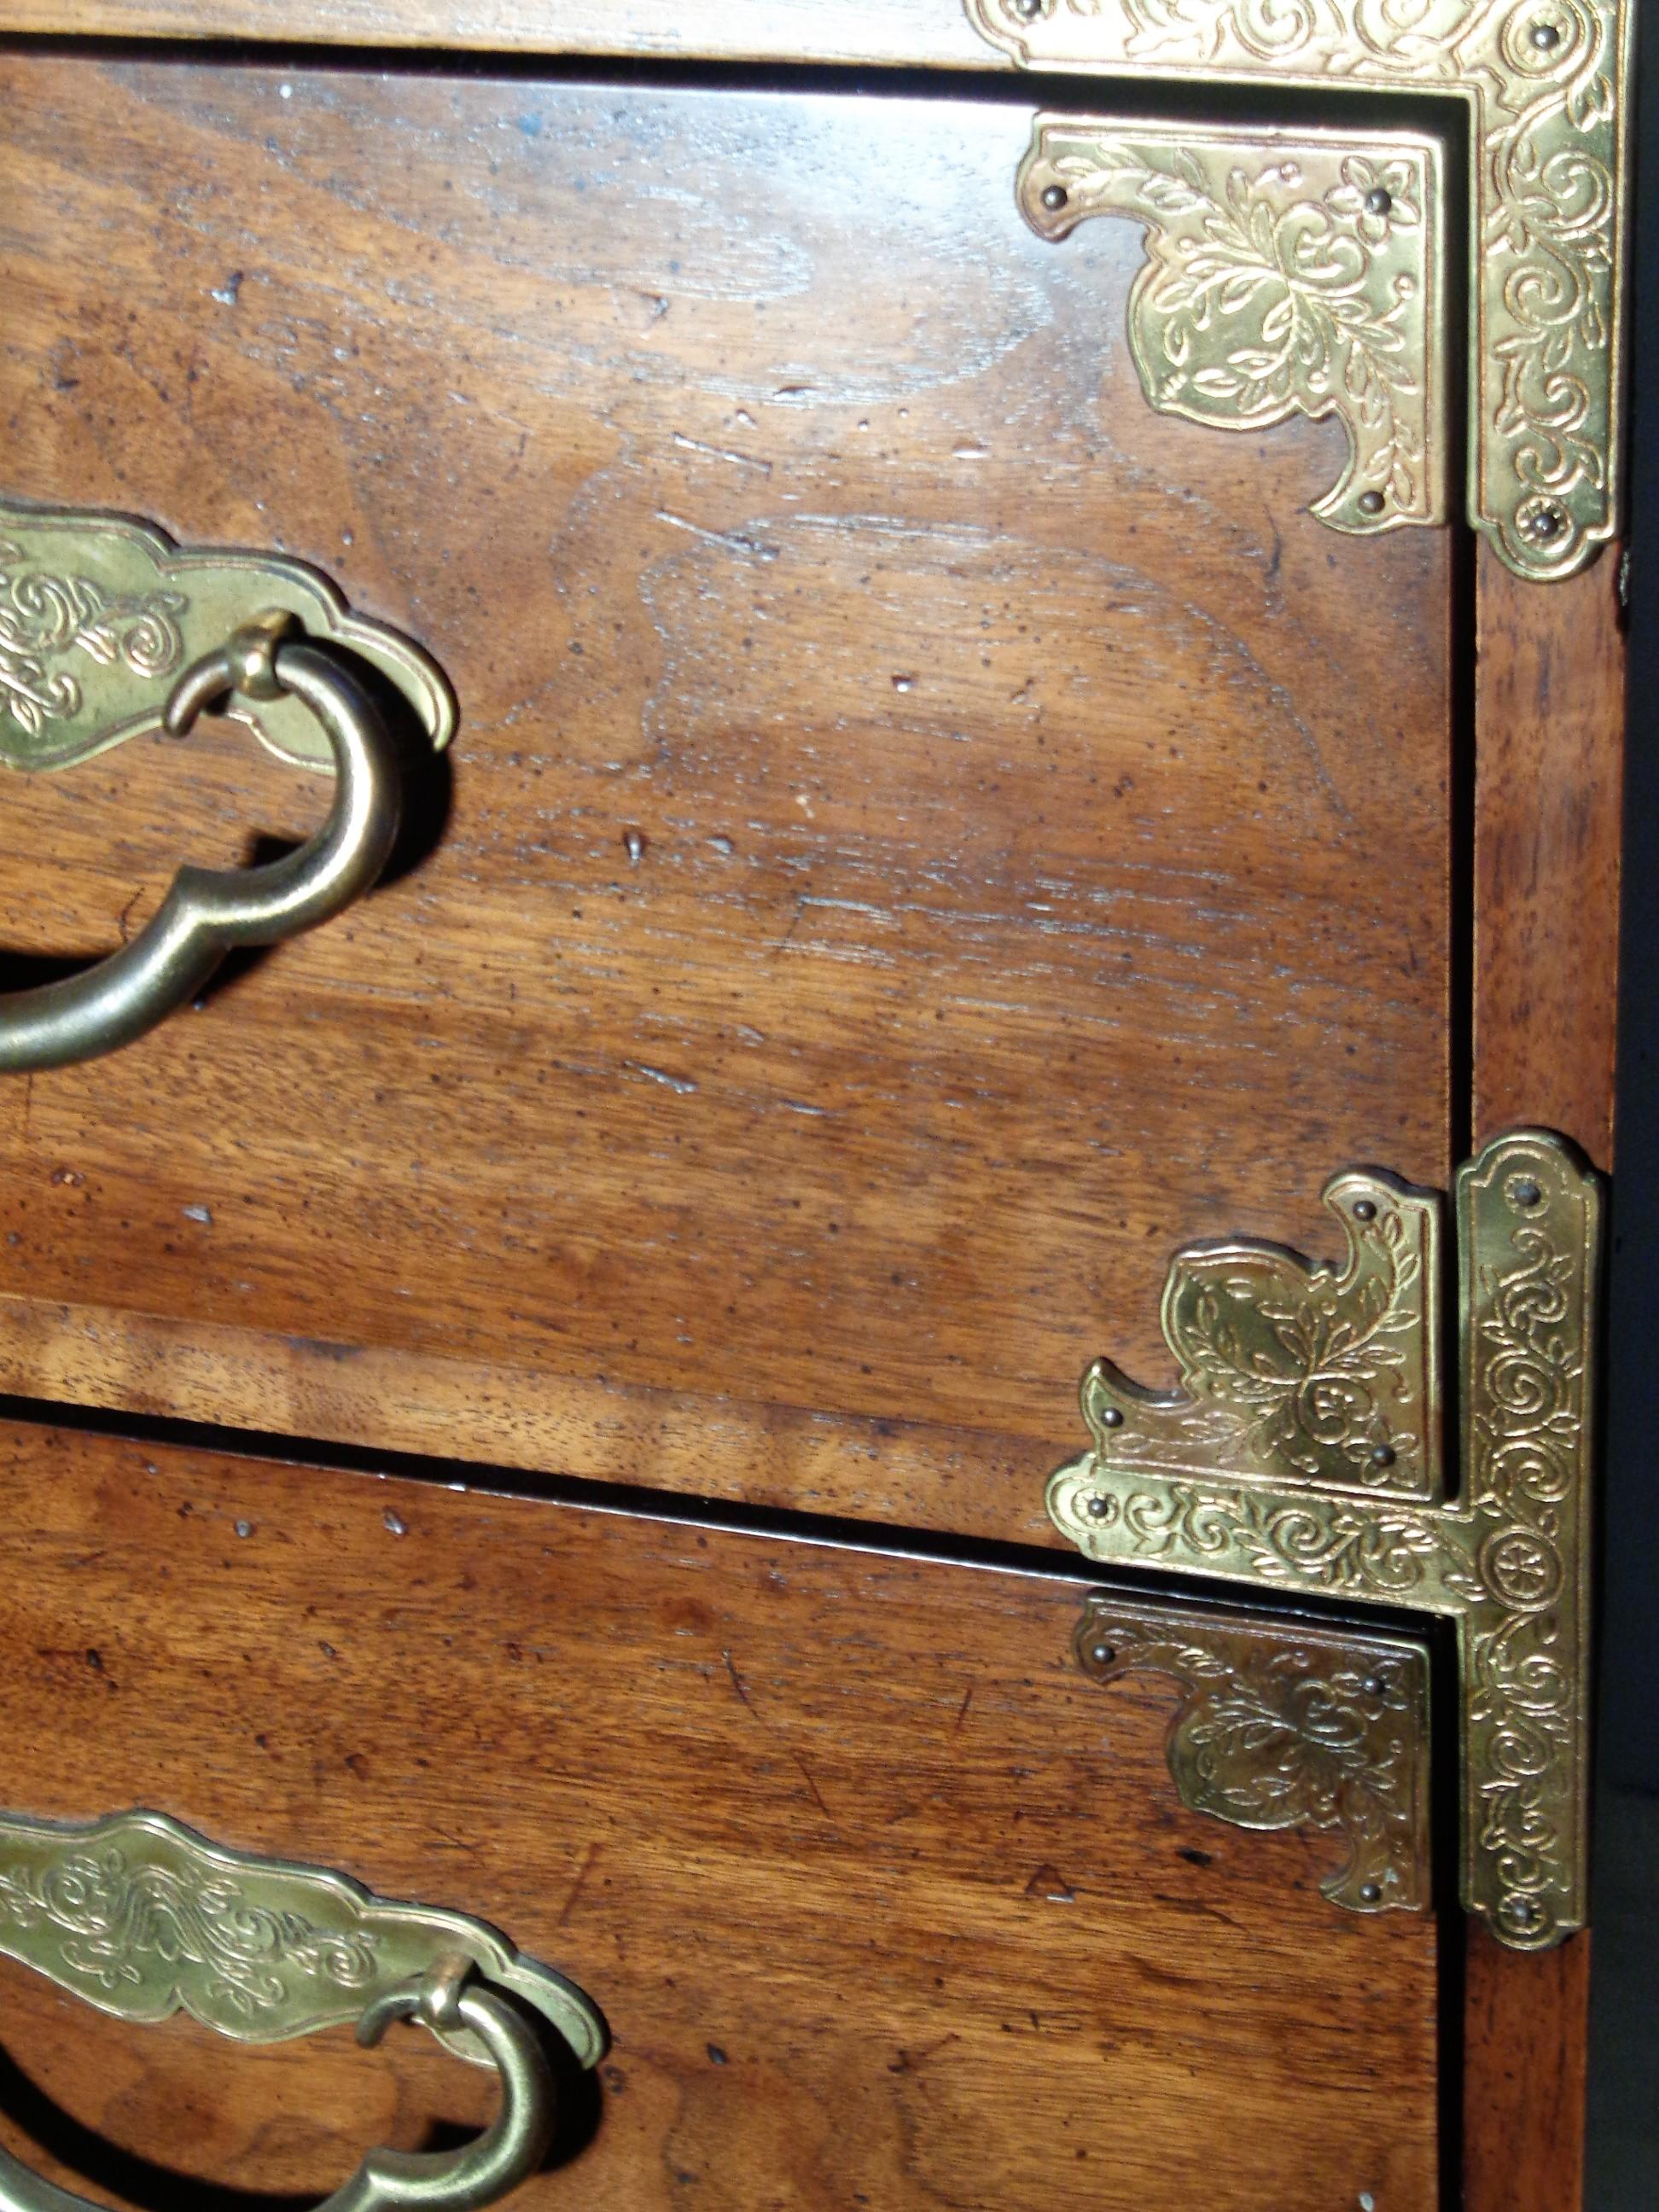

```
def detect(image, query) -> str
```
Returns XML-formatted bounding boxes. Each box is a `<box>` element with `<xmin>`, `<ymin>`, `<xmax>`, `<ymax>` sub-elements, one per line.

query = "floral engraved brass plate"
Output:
<box><xmin>1076</xmin><ymin>1597</ymin><xmax>1432</xmax><ymax>1913</ymax></box>
<box><xmin>1020</xmin><ymin>122</ymin><xmax>1445</xmax><ymax>536</ymax></box>
<box><xmin>0</xmin><ymin>1808</ymin><xmax>604</xmax><ymax>2069</ymax></box>
<box><xmin>0</xmin><ymin>498</ymin><xmax>456</xmax><ymax>773</ymax></box>
<box><xmin>1070</xmin><ymin>1158</ymin><xmax>1443</xmax><ymax>1496</ymax></box>
<box><xmin>971</xmin><ymin>0</ymin><xmax>1632</xmax><ymax>579</ymax></box>
<box><xmin>1050</xmin><ymin>1129</ymin><xmax>1599</xmax><ymax>1950</ymax></box>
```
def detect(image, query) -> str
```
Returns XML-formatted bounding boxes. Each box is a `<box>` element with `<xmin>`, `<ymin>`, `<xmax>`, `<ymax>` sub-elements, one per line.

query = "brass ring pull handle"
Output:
<box><xmin>0</xmin><ymin>1961</ymin><xmax>555</xmax><ymax>2212</ymax></box>
<box><xmin>0</xmin><ymin>1809</ymin><xmax>607</xmax><ymax>2212</ymax></box>
<box><xmin>339</xmin><ymin>1966</ymin><xmax>556</xmax><ymax>2212</ymax></box>
<box><xmin>0</xmin><ymin>610</ymin><xmax>403</xmax><ymax>1073</ymax></box>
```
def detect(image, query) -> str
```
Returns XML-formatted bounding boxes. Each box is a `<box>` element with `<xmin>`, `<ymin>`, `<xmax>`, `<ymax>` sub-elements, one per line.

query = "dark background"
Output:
<box><xmin>1585</xmin><ymin>9</ymin><xmax>1657</xmax><ymax>2202</ymax></box>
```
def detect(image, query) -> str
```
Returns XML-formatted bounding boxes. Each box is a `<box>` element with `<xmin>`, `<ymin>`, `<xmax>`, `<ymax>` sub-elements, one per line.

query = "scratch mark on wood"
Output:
<box><xmin>625</xmin><ymin>1061</ymin><xmax>699</xmax><ymax>1096</ymax></box>
<box><xmin>791</xmin><ymin>1750</ymin><xmax>835</xmax><ymax>1825</ymax></box>
<box><xmin>672</xmin><ymin>432</ymin><xmax>772</xmax><ymax>478</ymax></box>
<box><xmin>723</xmin><ymin>1648</ymin><xmax>757</xmax><ymax>1714</ymax></box>
<box><xmin>888</xmin><ymin>2032</ymin><xmax>961</xmax><ymax>2074</ymax></box>
<box><xmin>557</xmin><ymin>1839</ymin><xmax>602</xmax><ymax>1926</ymax></box>
<box><xmin>655</xmin><ymin>510</ymin><xmax>779</xmax><ymax>562</ymax></box>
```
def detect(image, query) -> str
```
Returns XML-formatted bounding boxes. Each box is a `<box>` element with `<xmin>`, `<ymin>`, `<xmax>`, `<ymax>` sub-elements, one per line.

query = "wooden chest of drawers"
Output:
<box><xmin>0</xmin><ymin>7</ymin><xmax>1628</xmax><ymax>2208</ymax></box>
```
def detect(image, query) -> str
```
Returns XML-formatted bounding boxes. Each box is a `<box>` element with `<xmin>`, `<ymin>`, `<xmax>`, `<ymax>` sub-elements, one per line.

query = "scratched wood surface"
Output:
<box><xmin>0</xmin><ymin>1418</ymin><xmax>1442</xmax><ymax>2210</ymax></box>
<box><xmin>0</xmin><ymin>56</ymin><xmax>1455</xmax><ymax>1539</ymax></box>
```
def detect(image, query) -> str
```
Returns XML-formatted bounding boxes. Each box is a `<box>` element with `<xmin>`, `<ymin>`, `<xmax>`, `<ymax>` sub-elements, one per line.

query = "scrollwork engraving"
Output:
<box><xmin>0</xmin><ymin>538</ymin><xmax>184</xmax><ymax>738</ymax></box>
<box><xmin>1076</xmin><ymin>1598</ymin><xmax>1432</xmax><ymax>1912</ymax></box>
<box><xmin>1049</xmin><ymin>1129</ymin><xmax>1598</xmax><ymax>1949</ymax></box>
<box><xmin>0</xmin><ymin>499</ymin><xmax>456</xmax><ymax>775</ymax></box>
<box><xmin>1018</xmin><ymin>126</ymin><xmax>1443</xmax><ymax>534</ymax></box>
<box><xmin>971</xmin><ymin>0</ymin><xmax>1631</xmax><ymax>578</ymax></box>
<box><xmin>0</xmin><ymin>1848</ymin><xmax>379</xmax><ymax>2017</ymax></box>
<box><xmin>0</xmin><ymin>1809</ymin><xmax>606</xmax><ymax>2064</ymax></box>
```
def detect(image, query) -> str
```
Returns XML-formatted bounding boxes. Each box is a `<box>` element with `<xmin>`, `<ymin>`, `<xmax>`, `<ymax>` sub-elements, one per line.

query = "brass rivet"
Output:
<box><xmin>1530</xmin><ymin>20</ymin><xmax>1562</xmax><ymax>47</ymax></box>
<box><xmin>1371</xmin><ymin>1442</ymin><xmax>1396</xmax><ymax>1469</ymax></box>
<box><xmin>1358</xmin><ymin>490</ymin><xmax>1387</xmax><ymax>516</ymax></box>
<box><xmin>1514</xmin><ymin>1178</ymin><xmax>1543</xmax><ymax>1208</ymax></box>
<box><xmin>1365</xmin><ymin>187</ymin><xmax>1392</xmax><ymax>216</ymax></box>
<box><xmin>1353</xmin><ymin>1198</ymin><xmax>1377</xmax><ymax>1220</ymax></box>
<box><xmin>1363</xmin><ymin>1675</ymin><xmax>1388</xmax><ymax>1698</ymax></box>
<box><xmin>1086</xmin><ymin>1494</ymin><xmax>1112</xmax><ymax>1519</ymax></box>
<box><xmin>1040</xmin><ymin>183</ymin><xmax>1068</xmax><ymax>212</ymax></box>
<box><xmin>1101</xmin><ymin>1406</ymin><xmax>1125</xmax><ymax>1429</ymax></box>
<box><xmin>1359</xmin><ymin>1881</ymin><xmax>1383</xmax><ymax>1904</ymax></box>
<box><xmin>1011</xmin><ymin>0</ymin><xmax>1045</xmax><ymax>20</ymax></box>
<box><xmin>1090</xmin><ymin>1644</ymin><xmax>1115</xmax><ymax>1666</ymax></box>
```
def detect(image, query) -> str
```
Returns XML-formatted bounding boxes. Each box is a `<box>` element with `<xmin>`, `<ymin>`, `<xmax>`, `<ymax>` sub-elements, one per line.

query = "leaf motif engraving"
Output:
<box><xmin>1074</xmin><ymin>1165</ymin><xmax>1441</xmax><ymax>1494</ymax></box>
<box><xmin>0</xmin><ymin>1848</ymin><xmax>381</xmax><ymax>2017</ymax></box>
<box><xmin>1078</xmin><ymin>1600</ymin><xmax>1432</xmax><ymax>1913</ymax></box>
<box><xmin>1020</xmin><ymin>125</ymin><xmax>1439</xmax><ymax>533</ymax></box>
<box><xmin>1046</xmin><ymin>1130</ymin><xmax>1598</xmax><ymax>1950</ymax></box>
<box><xmin>978</xmin><ymin>0</ymin><xmax>1628</xmax><ymax>575</ymax></box>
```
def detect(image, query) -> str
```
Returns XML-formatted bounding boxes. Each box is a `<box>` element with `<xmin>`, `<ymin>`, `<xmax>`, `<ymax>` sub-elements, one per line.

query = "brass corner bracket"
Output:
<box><xmin>1049</xmin><ymin>1128</ymin><xmax>1600</xmax><ymax>1951</ymax></box>
<box><xmin>1017</xmin><ymin>120</ymin><xmax>1447</xmax><ymax>540</ymax></box>
<box><xmin>969</xmin><ymin>0</ymin><xmax>1631</xmax><ymax>580</ymax></box>
<box><xmin>1076</xmin><ymin>1595</ymin><xmax>1433</xmax><ymax>1914</ymax></box>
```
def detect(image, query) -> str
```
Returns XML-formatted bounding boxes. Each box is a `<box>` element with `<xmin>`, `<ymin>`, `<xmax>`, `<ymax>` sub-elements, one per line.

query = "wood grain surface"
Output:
<box><xmin>1459</xmin><ymin>547</ymin><xmax>1627</xmax><ymax>2212</ymax></box>
<box><xmin>0</xmin><ymin>55</ymin><xmax>1456</xmax><ymax>1540</ymax></box>
<box><xmin>2</xmin><ymin>0</ymin><xmax>998</xmax><ymax>63</ymax></box>
<box><xmin>0</xmin><ymin>1418</ymin><xmax>1442</xmax><ymax>2209</ymax></box>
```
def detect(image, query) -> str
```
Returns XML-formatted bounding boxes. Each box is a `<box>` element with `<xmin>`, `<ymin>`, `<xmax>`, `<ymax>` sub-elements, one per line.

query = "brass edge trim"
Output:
<box><xmin>1076</xmin><ymin>1595</ymin><xmax>1433</xmax><ymax>1913</ymax></box>
<box><xmin>1018</xmin><ymin>119</ymin><xmax>1447</xmax><ymax>538</ymax></box>
<box><xmin>1048</xmin><ymin>1128</ymin><xmax>1599</xmax><ymax>1951</ymax></box>
<box><xmin>0</xmin><ymin>498</ymin><xmax>457</xmax><ymax>772</ymax></box>
<box><xmin>0</xmin><ymin>1807</ymin><xmax>605</xmax><ymax>2069</ymax></box>
<box><xmin>970</xmin><ymin>0</ymin><xmax>1631</xmax><ymax>579</ymax></box>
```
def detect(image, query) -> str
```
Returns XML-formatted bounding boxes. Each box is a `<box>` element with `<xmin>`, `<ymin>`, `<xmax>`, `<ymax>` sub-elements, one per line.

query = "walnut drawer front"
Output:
<box><xmin>0</xmin><ymin>1418</ymin><xmax>1441</xmax><ymax>2209</ymax></box>
<box><xmin>0</xmin><ymin>53</ymin><xmax>1456</xmax><ymax>1544</ymax></box>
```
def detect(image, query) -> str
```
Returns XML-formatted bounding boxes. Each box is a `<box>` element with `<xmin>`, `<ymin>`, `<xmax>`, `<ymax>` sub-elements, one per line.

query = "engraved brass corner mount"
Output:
<box><xmin>1019</xmin><ymin>121</ymin><xmax>1447</xmax><ymax>539</ymax></box>
<box><xmin>969</xmin><ymin>0</ymin><xmax>1632</xmax><ymax>579</ymax></box>
<box><xmin>1076</xmin><ymin>1596</ymin><xmax>1433</xmax><ymax>1913</ymax></box>
<box><xmin>1050</xmin><ymin>1129</ymin><xmax>1600</xmax><ymax>1950</ymax></box>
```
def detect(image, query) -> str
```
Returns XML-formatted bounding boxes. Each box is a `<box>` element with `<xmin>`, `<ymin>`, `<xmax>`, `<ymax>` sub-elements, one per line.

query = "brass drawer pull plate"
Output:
<box><xmin>0</xmin><ymin>1807</ymin><xmax>605</xmax><ymax>2212</ymax></box>
<box><xmin>971</xmin><ymin>0</ymin><xmax>1633</xmax><ymax>581</ymax></box>
<box><xmin>0</xmin><ymin>498</ymin><xmax>456</xmax><ymax>1071</ymax></box>
<box><xmin>1049</xmin><ymin>1128</ymin><xmax>1600</xmax><ymax>1951</ymax></box>
<box><xmin>0</xmin><ymin>499</ymin><xmax>453</xmax><ymax>776</ymax></box>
